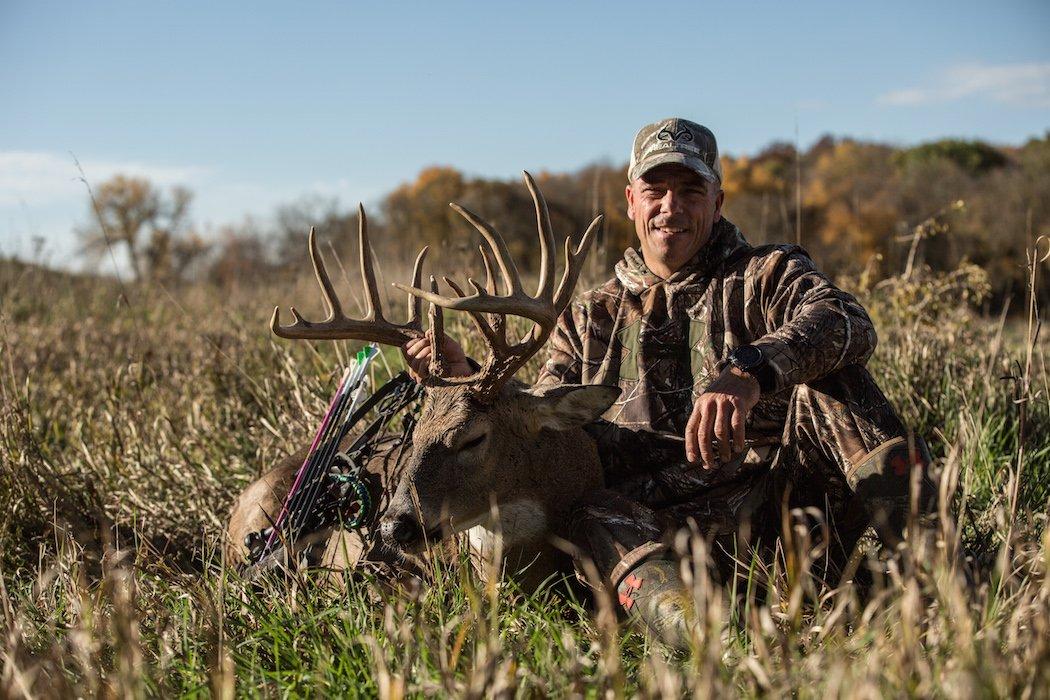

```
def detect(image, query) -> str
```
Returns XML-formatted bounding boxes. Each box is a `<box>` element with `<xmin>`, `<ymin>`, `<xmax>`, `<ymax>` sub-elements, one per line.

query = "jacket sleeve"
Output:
<box><xmin>749</xmin><ymin>249</ymin><xmax>877</xmax><ymax>392</ymax></box>
<box><xmin>534</xmin><ymin>300</ymin><xmax>587</xmax><ymax>387</ymax></box>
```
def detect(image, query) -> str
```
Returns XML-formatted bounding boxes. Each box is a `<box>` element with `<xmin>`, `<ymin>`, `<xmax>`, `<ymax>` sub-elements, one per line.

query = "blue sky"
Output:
<box><xmin>2</xmin><ymin>0</ymin><xmax>1048</xmax><ymax>267</ymax></box>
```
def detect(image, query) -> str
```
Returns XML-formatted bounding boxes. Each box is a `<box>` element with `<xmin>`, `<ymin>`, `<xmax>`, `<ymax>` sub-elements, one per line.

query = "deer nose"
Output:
<box><xmin>380</xmin><ymin>514</ymin><xmax>423</xmax><ymax>548</ymax></box>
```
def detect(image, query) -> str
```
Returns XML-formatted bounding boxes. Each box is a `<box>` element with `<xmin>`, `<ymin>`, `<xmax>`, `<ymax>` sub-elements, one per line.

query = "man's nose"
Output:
<box><xmin>660</xmin><ymin>189</ymin><xmax>684</xmax><ymax>215</ymax></box>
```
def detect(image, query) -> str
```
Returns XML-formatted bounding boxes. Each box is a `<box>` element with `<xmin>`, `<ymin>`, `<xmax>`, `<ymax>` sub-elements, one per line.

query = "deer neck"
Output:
<box><xmin>490</xmin><ymin>424</ymin><xmax>603</xmax><ymax>540</ymax></box>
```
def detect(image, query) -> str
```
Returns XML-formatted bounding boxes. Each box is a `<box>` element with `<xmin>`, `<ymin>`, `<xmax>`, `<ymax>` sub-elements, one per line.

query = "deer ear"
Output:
<box><xmin>523</xmin><ymin>384</ymin><xmax>621</xmax><ymax>432</ymax></box>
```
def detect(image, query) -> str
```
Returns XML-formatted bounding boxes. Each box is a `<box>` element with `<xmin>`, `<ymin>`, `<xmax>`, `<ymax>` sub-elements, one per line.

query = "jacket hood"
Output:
<box><xmin>615</xmin><ymin>217</ymin><xmax>750</xmax><ymax>295</ymax></box>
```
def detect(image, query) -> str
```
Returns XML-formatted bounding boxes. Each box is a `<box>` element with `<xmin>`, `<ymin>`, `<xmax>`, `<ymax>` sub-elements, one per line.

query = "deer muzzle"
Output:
<box><xmin>379</xmin><ymin>512</ymin><xmax>425</xmax><ymax>550</ymax></box>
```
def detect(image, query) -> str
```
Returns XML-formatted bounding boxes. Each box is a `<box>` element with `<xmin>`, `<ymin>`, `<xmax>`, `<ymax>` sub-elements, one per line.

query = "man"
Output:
<box><xmin>404</xmin><ymin>118</ymin><xmax>934</xmax><ymax>649</ymax></box>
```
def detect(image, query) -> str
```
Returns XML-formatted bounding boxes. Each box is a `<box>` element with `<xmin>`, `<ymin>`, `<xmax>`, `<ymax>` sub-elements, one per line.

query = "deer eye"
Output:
<box><xmin>459</xmin><ymin>433</ymin><xmax>487</xmax><ymax>452</ymax></box>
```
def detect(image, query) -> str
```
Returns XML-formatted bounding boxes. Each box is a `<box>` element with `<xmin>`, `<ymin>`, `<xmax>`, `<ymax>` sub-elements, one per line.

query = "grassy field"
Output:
<box><xmin>1</xmin><ymin>253</ymin><xmax>1048</xmax><ymax>698</ymax></box>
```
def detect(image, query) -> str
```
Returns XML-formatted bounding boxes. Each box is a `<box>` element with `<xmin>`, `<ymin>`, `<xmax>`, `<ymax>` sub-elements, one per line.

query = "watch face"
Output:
<box><xmin>733</xmin><ymin>345</ymin><xmax>763</xmax><ymax>370</ymax></box>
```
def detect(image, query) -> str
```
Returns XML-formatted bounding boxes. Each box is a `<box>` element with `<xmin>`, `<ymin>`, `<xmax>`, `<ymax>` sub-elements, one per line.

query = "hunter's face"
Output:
<box><xmin>626</xmin><ymin>164</ymin><xmax>724</xmax><ymax>278</ymax></box>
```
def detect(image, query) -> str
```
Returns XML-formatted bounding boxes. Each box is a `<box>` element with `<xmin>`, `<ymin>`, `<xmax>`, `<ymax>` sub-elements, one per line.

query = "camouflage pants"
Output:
<box><xmin>572</xmin><ymin>365</ymin><xmax>935</xmax><ymax>587</ymax></box>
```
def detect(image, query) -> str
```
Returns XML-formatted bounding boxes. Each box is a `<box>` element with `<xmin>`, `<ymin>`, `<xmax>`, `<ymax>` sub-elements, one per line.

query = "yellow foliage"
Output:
<box><xmin>410</xmin><ymin>165</ymin><xmax>464</xmax><ymax>196</ymax></box>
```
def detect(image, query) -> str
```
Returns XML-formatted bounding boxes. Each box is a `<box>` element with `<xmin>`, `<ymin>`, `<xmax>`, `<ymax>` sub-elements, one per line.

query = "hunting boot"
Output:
<box><xmin>848</xmin><ymin>435</ymin><xmax>937</xmax><ymax>548</ymax></box>
<box><xmin>820</xmin><ymin>435</ymin><xmax>937</xmax><ymax>586</ymax></box>
<box><xmin>570</xmin><ymin>491</ymin><xmax>704</xmax><ymax>651</ymax></box>
<box><xmin>614</xmin><ymin>556</ymin><xmax>696</xmax><ymax>652</ymax></box>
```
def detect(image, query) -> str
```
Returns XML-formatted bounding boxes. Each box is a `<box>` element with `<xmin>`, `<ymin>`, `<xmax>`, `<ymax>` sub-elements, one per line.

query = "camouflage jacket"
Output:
<box><xmin>535</xmin><ymin>217</ymin><xmax>878</xmax><ymax>482</ymax></box>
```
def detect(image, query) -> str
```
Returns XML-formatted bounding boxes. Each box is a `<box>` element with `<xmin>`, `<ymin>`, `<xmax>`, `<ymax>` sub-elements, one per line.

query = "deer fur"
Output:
<box><xmin>225</xmin><ymin>381</ymin><xmax>619</xmax><ymax>587</ymax></box>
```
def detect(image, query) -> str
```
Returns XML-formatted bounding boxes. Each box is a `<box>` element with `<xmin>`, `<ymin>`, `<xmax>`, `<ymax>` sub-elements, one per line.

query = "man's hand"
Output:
<box><xmin>401</xmin><ymin>331</ymin><xmax>472</xmax><ymax>382</ymax></box>
<box><xmin>685</xmin><ymin>366</ymin><xmax>761</xmax><ymax>469</ymax></box>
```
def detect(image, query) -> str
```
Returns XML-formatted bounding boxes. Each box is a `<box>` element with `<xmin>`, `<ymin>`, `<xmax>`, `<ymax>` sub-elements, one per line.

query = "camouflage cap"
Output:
<box><xmin>628</xmin><ymin>118</ymin><xmax>722</xmax><ymax>184</ymax></box>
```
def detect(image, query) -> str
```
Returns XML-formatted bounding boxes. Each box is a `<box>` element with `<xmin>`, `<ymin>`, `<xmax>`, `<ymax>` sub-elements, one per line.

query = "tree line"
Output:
<box><xmin>77</xmin><ymin>133</ymin><xmax>1050</xmax><ymax>303</ymax></box>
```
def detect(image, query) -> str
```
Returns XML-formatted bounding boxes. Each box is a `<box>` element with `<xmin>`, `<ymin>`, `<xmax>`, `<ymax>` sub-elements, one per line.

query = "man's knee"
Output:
<box><xmin>785</xmin><ymin>367</ymin><xmax>938</xmax><ymax>547</ymax></box>
<box><xmin>788</xmin><ymin>366</ymin><xmax>910</xmax><ymax>463</ymax></box>
<box><xmin>569</xmin><ymin>490</ymin><xmax>664</xmax><ymax>585</ymax></box>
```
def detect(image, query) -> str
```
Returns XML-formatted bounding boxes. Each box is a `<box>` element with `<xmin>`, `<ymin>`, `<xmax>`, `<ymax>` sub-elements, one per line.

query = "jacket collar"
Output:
<box><xmin>615</xmin><ymin>218</ymin><xmax>750</xmax><ymax>296</ymax></box>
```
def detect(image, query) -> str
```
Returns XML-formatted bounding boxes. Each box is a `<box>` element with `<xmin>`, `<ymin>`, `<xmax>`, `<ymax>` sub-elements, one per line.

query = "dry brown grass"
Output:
<box><xmin>1</xmin><ymin>251</ymin><xmax>1048</xmax><ymax>697</ymax></box>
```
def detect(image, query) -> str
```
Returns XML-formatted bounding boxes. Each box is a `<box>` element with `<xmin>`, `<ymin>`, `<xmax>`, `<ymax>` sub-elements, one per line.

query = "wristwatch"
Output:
<box><xmin>726</xmin><ymin>345</ymin><xmax>776</xmax><ymax>393</ymax></box>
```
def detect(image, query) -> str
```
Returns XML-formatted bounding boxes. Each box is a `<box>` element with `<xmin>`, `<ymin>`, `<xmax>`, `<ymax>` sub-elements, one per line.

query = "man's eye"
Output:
<box><xmin>460</xmin><ymin>434</ymin><xmax>487</xmax><ymax>451</ymax></box>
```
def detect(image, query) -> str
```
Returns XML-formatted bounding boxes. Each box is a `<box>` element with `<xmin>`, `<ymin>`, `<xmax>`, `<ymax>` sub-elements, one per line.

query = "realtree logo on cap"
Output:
<box><xmin>657</xmin><ymin>125</ymin><xmax>694</xmax><ymax>143</ymax></box>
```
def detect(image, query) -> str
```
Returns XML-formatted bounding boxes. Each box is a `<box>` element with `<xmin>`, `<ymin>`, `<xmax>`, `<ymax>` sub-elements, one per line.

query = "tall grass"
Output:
<box><xmin>0</xmin><ymin>250</ymin><xmax>1047</xmax><ymax>697</ymax></box>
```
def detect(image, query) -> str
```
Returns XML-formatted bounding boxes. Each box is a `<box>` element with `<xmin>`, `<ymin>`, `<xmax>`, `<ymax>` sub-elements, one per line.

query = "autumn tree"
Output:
<box><xmin>720</xmin><ymin>142</ymin><xmax>798</xmax><ymax>246</ymax></box>
<box><xmin>896</xmin><ymin>139</ymin><xmax>1008</xmax><ymax>176</ymax></box>
<box><xmin>208</xmin><ymin>219</ymin><xmax>275</xmax><ymax>287</ymax></box>
<box><xmin>803</xmin><ymin>139</ymin><xmax>901</xmax><ymax>271</ymax></box>
<box><xmin>374</xmin><ymin>164</ymin><xmax>635</xmax><ymax>290</ymax></box>
<box><xmin>67</xmin><ymin>135</ymin><xmax>1038</xmax><ymax>305</ymax></box>
<box><xmin>270</xmin><ymin>195</ymin><xmax>355</xmax><ymax>274</ymax></box>
<box><xmin>382</xmin><ymin>166</ymin><xmax>467</xmax><ymax>254</ymax></box>
<box><xmin>78</xmin><ymin>174</ymin><xmax>209</xmax><ymax>282</ymax></box>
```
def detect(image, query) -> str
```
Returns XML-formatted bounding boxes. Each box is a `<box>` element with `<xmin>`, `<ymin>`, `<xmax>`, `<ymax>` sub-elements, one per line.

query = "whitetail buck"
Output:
<box><xmin>226</xmin><ymin>173</ymin><xmax>619</xmax><ymax>586</ymax></box>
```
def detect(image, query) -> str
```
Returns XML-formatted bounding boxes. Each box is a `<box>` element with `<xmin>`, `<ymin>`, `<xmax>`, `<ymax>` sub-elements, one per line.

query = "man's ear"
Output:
<box><xmin>625</xmin><ymin>183</ymin><xmax>636</xmax><ymax>221</ymax></box>
<box><xmin>523</xmin><ymin>384</ymin><xmax>622</xmax><ymax>432</ymax></box>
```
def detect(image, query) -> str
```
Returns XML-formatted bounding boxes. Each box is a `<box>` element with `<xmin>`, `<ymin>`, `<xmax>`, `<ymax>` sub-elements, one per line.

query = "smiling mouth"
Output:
<box><xmin>653</xmin><ymin>226</ymin><xmax>688</xmax><ymax>237</ymax></box>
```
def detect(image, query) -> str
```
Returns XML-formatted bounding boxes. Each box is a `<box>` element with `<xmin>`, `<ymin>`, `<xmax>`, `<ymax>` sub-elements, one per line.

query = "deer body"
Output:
<box><xmin>226</xmin><ymin>172</ymin><xmax>613</xmax><ymax>586</ymax></box>
<box><xmin>227</xmin><ymin>381</ymin><xmax>617</xmax><ymax>584</ymax></box>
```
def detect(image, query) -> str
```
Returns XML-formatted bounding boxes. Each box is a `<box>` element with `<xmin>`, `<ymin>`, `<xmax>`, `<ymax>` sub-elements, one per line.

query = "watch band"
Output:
<box><xmin>727</xmin><ymin>345</ymin><xmax>776</xmax><ymax>393</ymax></box>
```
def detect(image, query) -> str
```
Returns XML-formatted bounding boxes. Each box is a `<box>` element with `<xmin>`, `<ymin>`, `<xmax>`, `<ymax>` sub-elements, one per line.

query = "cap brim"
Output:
<box><xmin>630</xmin><ymin>152</ymin><xmax>719</xmax><ymax>184</ymax></box>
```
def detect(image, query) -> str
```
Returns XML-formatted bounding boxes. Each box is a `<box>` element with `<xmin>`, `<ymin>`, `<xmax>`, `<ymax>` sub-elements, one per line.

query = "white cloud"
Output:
<box><xmin>0</xmin><ymin>151</ymin><xmax>390</xmax><ymax>267</ymax></box>
<box><xmin>879</xmin><ymin>62</ymin><xmax>1050</xmax><ymax>108</ymax></box>
<box><xmin>0</xmin><ymin>151</ymin><xmax>209</xmax><ymax>207</ymax></box>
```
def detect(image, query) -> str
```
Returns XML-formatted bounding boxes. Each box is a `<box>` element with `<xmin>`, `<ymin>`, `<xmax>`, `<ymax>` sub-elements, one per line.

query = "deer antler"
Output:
<box><xmin>271</xmin><ymin>205</ymin><xmax>428</xmax><ymax>346</ymax></box>
<box><xmin>394</xmin><ymin>172</ymin><xmax>602</xmax><ymax>402</ymax></box>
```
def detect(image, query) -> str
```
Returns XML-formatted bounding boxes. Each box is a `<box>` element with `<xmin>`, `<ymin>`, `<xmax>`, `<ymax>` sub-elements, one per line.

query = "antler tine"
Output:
<box><xmin>269</xmin><ymin>227</ymin><xmax>347</xmax><ymax>338</ymax></box>
<box><xmin>448</xmin><ymin>202</ymin><xmax>523</xmax><ymax>295</ymax></box>
<box><xmin>477</xmin><ymin>243</ymin><xmax>506</xmax><ymax>337</ymax></box>
<box><xmin>391</xmin><ymin>279</ymin><xmax>557</xmax><ymax>328</ymax></box>
<box><xmin>522</xmin><ymin>171</ymin><xmax>556</xmax><ymax>302</ymax></box>
<box><xmin>427</xmin><ymin>276</ymin><xmax>445</xmax><ymax>377</ymax></box>
<box><xmin>309</xmin><ymin>227</ymin><xmax>344</xmax><ymax>320</ymax></box>
<box><xmin>479</xmin><ymin>244</ymin><xmax>498</xmax><ymax>295</ymax></box>
<box><xmin>357</xmin><ymin>204</ymin><xmax>385</xmax><ymax>321</ymax></box>
<box><xmin>444</xmin><ymin>276</ymin><xmax>504</xmax><ymax>350</ymax></box>
<box><xmin>392</xmin><ymin>213</ymin><xmax>557</xmax><ymax>328</ymax></box>
<box><xmin>408</xmin><ymin>246</ymin><xmax>428</xmax><ymax>328</ymax></box>
<box><xmin>553</xmin><ymin>214</ymin><xmax>603</xmax><ymax>310</ymax></box>
<box><xmin>516</xmin><ymin>214</ymin><xmax>603</xmax><ymax>350</ymax></box>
